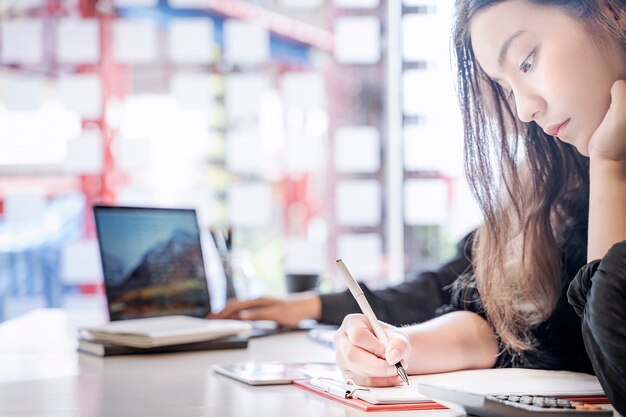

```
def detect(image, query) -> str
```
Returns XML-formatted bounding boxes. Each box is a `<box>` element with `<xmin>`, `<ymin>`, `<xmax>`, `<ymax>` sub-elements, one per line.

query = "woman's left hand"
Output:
<box><xmin>588</xmin><ymin>80</ymin><xmax>626</xmax><ymax>161</ymax></box>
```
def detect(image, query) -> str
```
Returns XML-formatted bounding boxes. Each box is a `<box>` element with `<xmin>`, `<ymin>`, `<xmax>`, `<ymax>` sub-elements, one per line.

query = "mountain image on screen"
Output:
<box><xmin>106</xmin><ymin>230</ymin><xmax>208</xmax><ymax>319</ymax></box>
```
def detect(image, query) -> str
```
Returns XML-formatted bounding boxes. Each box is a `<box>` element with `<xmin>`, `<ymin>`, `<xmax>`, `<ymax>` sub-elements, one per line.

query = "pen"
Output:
<box><xmin>335</xmin><ymin>259</ymin><xmax>410</xmax><ymax>385</ymax></box>
<box><xmin>310</xmin><ymin>378</ymin><xmax>355</xmax><ymax>399</ymax></box>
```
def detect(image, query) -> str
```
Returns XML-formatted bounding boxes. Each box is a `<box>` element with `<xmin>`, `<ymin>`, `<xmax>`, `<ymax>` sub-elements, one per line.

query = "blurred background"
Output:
<box><xmin>0</xmin><ymin>0</ymin><xmax>480</xmax><ymax>321</ymax></box>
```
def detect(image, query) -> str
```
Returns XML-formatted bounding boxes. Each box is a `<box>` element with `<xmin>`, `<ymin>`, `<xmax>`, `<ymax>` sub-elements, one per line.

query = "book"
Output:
<box><xmin>78</xmin><ymin>334</ymin><xmax>249</xmax><ymax>357</ymax></box>
<box><xmin>79</xmin><ymin>315</ymin><xmax>252</xmax><ymax>348</ymax></box>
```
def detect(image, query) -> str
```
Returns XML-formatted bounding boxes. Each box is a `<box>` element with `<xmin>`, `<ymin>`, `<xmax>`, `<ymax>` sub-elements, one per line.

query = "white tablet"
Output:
<box><xmin>212</xmin><ymin>362</ymin><xmax>337</xmax><ymax>385</ymax></box>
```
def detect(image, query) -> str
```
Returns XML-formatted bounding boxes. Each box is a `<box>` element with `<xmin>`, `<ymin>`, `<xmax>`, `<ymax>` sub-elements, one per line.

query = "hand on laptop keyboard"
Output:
<box><xmin>209</xmin><ymin>294</ymin><xmax>322</xmax><ymax>328</ymax></box>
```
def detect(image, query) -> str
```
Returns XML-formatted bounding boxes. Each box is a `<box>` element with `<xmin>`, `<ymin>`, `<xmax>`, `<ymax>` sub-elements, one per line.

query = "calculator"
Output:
<box><xmin>418</xmin><ymin>383</ymin><xmax>613</xmax><ymax>417</ymax></box>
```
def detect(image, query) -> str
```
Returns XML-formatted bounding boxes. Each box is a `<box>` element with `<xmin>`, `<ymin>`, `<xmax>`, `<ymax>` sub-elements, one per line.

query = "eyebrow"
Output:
<box><xmin>498</xmin><ymin>30</ymin><xmax>526</xmax><ymax>67</ymax></box>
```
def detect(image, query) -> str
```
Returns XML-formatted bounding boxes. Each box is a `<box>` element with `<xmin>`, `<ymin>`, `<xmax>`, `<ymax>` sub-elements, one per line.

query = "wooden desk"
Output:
<box><xmin>0</xmin><ymin>309</ymin><xmax>462</xmax><ymax>417</ymax></box>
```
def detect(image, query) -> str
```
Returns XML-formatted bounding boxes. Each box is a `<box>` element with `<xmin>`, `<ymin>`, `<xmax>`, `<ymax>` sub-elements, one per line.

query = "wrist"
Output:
<box><xmin>589</xmin><ymin>157</ymin><xmax>626</xmax><ymax>180</ymax></box>
<box><xmin>290</xmin><ymin>293</ymin><xmax>322</xmax><ymax>321</ymax></box>
<box><xmin>403</xmin><ymin>327</ymin><xmax>423</xmax><ymax>374</ymax></box>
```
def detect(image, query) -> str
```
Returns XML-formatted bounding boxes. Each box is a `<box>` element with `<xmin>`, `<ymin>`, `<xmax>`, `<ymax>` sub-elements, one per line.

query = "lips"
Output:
<box><xmin>544</xmin><ymin>119</ymin><xmax>570</xmax><ymax>137</ymax></box>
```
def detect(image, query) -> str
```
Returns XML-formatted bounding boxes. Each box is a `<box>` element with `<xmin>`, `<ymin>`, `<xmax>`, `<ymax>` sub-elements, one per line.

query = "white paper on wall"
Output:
<box><xmin>56</xmin><ymin>19</ymin><xmax>100</xmax><ymax>64</ymax></box>
<box><xmin>280</xmin><ymin>0</ymin><xmax>323</xmax><ymax>7</ymax></box>
<box><xmin>3</xmin><ymin>190</ymin><xmax>47</xmax><ymax>225</ymax></box>
<box><xmin>227</xmin><ymin>182</ymin><xmax>273</xmax><ymax>228</ymax></box>
<box><xmin>61</xmin><ymin>239</ymin><xmax>103</xmax><ymax>285</ymax></box>
<box><xmin>62</xmin><ymin>128</ymin><xmax>103</xmax><ymax>175</ymax></box>
<box><xmin>170</xmin><ymin>72</ymin><xmax>213</xmax><ymax>110</ymax></box>
<box><xmin>2</xmin><ymin>75</ymin><xmax>42</xmax><ymax>112</ymax></box>
<box><xmin>285</xmin><ymin>134</ymin><xmax>325</xmax><ymax>174</ymax></box>
<box><xmin>112</xmin><ymin>0</ymin><xmax>158</xmax><ymax>6</ymax></box>
<box><xmin>281</xmin><ymin>72</ymin><xmax>326</xmax><ymax>111</ymax></box>
<box><xmin>119</xmin><ymin>95</ymin><xmax>162</xmax><ymax>139</ymax></box>
<box><xmin>223</xmin><ymin>20</ymin><xmax>270</xmax><ymax>66</ymax></box>
<box><xmin>334</xmin><ymin>126</ymin><xmax>380</xmax><ymax>173</ymax></box>
<box><xmin>224</xmin><ymin>73</ymin><xmax>270</xmax><ymax>123</ymax></box>
<box><xmin>168</xmin><ymin>0</ymin><xmax>207</xmax><ymax>7</ymax></box>
<box><xmin>115</xmin><ymin>137</ymin><xmax>152</xmax><ymax>171</ymax></box>
<box><xmin>402</xmin><ymin>14</ymin><xmax>438</xmax><ymax>63</ymax></box>
<box><xmin>167</xmin><ymin>18</ymin><xmax>214</xmax><ymax>64</ymax></box>
<box><xmin>116</xmin><ymin>185</ymin><xmax>155</xmax><ymax>207</ymax></box>
<box><xmin>225</xmin><ymin>128</ymin><xmax>264</xmax><ymax>174</ymax></box>
<box><xmin>333</xmin><ymin>0</ymin><xmax>379</xmax><ymax>8</ymax></box>
<box><xmin>403</xmin><ymin>123</ymin><xmax>449</xmax><ymax>172</ymax></box>
<box><xmin>404</xmin><ymin>178</ymin><xmax>449</xmax><ymax>225</ymax></box>
<box><xmin>334</xmin><ymin>16</ymin><xmax>380</xmax><ymax>64</ymax></box>
<box><xmin>336</xmin><ymin>233</ymin><xmax>382</xmax><ymax>281</ymax></box>
<box><xmin>335</xmin><ymin>180</ymin><xmax>381</xmax><ymax>227</ymax></box>
<box><xmin>8</xmin><ymin>0</ymin><xmax>45</xmax><ymax>8</ymax></box>
<box><xmin>403</xmin><ymin>0</ymin><xmax>437</xmax><ymax>6</ymax></box>
<box><xmin>0</xmin><ymin>19</ymin><xmax>43</xmax><ymax>64</ymax></box>
<box><xmin>58</xmin><ymin>73</ymin><xmax>102</xmax><ymax>119</ymax></box>
<box><xmin>0</xmin><ymin>102</ymin><xmax>78</xmax><ymax>165</ymax></box>
<box><xmin>284</xmin><ymin>237</ymin><xmax>324</xmax><ymax>274</ymax></box>
<box><xmin>112</xmin><ymin>19</ymin><xmax>158</xmax><ymax>64</ymax></box>
<box><xmin>402</xmin><ymin>69</ymin><xmax>439</xmax><ymax>116</ymax></box>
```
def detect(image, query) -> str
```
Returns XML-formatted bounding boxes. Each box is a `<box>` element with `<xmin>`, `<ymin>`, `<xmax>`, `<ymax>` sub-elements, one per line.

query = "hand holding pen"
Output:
<box><xmin>334</xmin><ymin>259</ymin><xmax>411</xmax><ymax>387</ymax></box>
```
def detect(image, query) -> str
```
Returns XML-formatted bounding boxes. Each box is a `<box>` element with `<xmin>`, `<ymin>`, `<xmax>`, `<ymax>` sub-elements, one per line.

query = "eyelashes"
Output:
<box><xmin>504</xmin><ymin>48</ymin><xmax>538</xmax><ymax>100</ymax></box>
<box><xmin>520</xmin><ymin>48</ymin><xmax>537</xmax><ymax>74</ymax></box>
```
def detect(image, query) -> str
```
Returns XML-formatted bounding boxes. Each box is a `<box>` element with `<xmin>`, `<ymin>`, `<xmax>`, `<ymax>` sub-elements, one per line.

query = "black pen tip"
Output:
<box><xmin>395</xmin><ymin>363</ymin><xmax>409</xmax><ymax>385</ymax></box>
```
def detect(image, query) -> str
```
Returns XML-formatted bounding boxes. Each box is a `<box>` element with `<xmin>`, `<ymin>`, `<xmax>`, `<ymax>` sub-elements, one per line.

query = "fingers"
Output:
<box><xmin>340</xmin><ymin>369</ymin><xmax>404</xmax><ymax>388</ymax></box>
<box><xmin>334</xmin><ymin>314</ymin><xmax>403</xmax><ymax>384</ymax></box>
<box><xmin>210</xmin><ymin>298</ymin><xmax>276</xmax><ymax>320</ymax></box>
<box><xmin>239</xmin><ymin>305</ymin><xmax>280</xmax><ymax>321</ymax></box>
<box><xmin>609</xmin><ymin>80</ymin><xmax>626</xmax><ymax>117</ymax></box>
<box><xmin>338</xmin><ymin>344</ymin><xmax>399</xmax><ymax>378</ymax></box>
<box><xmin>610</xmin><ymin>79</ymin><xmax>626</xmax><ymax>104</ymax></box>
<box><xmin>385</xmin><ymin>334</ymin><xmax>411</xmax><ymax>366</ymax></box>
<box><xmin>344</xmin><ymin>317</ymin><xmax>386</xmax><ymax>359</ymax></box>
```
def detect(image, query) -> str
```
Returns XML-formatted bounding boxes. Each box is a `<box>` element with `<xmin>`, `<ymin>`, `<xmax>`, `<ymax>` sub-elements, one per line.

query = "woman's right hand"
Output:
<box><xmin>333</xmin><ymin>313</ymin><xmax>412</xmax><ymax>387</ymax></box>
<box><xmin>209</xmin><ymin>293</ymin><xmax>321</xmax><ymax>328</ymax></box>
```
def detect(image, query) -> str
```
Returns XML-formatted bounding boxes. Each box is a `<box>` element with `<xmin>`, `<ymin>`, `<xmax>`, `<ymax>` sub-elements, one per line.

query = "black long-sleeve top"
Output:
<box><xmin>568</xmin><ymin>240</ymin><xmax>626</xmax><ymax>416</ymax></box>
<box><xmin>440</xmin><ymin>216</ymin><xmax>594</xmax><ymax>374</ymax></box>
<box><xmin>319</xmin><ymin>231</ymin><xmax>474</xmax><ymax>326</ymax></box>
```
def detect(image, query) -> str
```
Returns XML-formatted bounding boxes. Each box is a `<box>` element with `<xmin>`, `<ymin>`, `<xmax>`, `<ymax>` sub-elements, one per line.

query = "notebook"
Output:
<box><xmin>293</xmin><ymin>379</ymin><xmax>446</xmax><ymax>412</ymax></box>
<box><xmin>413</xmin><ymin>368</ymin><xmax>605</xmax><ymax>397</ymax></box>
<box><xmin>295</xmin><ymin>368</ymin><xmax>606</xmax><ymax>412</ymax></box>
<box><xmin>79</xmin><ymin>315</ymin><xmax>251</xmax><ymax>348</ymax></box>
<box><xmin>78</xmin><ymin>334</ymin><xmax>249</xmax><ymax>357</ymax></box>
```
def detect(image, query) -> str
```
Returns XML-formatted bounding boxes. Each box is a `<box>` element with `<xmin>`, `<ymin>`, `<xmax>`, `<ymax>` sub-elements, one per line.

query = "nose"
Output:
<box><xmin>513</xmin><ymin>86</ymin><xmax>544</xmax><ymax>123</ymax></box>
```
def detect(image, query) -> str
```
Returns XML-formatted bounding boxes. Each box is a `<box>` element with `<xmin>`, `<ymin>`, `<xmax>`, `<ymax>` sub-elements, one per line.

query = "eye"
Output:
<box><xmin>520</xmin><ymin>49</ymin><xmax>536</xmax><ymax>74</ymax></box>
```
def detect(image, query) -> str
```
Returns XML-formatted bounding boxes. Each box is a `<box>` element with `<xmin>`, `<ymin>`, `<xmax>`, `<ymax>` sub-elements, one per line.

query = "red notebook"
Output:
<box><xmin>293</xmin><ymin>380</ymin><xmax>447</xmax><ymax>412</ymax></box>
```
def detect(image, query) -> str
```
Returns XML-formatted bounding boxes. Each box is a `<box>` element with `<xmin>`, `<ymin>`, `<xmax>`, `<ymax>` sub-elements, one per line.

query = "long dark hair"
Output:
<box><xmin>453</xmin><ymin>0</ymin><xmax>626</xmax><ymax>353</ymax></box>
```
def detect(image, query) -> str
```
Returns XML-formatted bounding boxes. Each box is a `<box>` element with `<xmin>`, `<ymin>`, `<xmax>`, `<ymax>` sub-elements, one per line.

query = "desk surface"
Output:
<box><xmin>0</xmin><ymin>309</ymin><xmax>462</xmax><ymax>417</ymax></box>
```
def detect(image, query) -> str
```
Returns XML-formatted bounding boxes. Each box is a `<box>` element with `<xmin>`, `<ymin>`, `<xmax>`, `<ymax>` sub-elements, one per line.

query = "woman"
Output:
<box><xmin>333</xmin><ymin>0</ymin><xmax>626</xmax><ymax>414</ymax></box>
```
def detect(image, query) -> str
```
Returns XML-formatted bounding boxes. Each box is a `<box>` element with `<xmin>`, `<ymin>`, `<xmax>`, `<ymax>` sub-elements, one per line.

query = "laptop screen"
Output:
<box><xmin>94</xmin><ymin>205</ymin><xmax>211</xmax><ymax>321</ymax></box>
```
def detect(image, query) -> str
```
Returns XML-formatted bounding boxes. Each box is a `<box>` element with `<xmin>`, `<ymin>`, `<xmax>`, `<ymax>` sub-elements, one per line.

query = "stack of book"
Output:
<box><xmin>78</xmin><ymin>315</ymin><xmax>252</xmax><ymax>357</ymax></box>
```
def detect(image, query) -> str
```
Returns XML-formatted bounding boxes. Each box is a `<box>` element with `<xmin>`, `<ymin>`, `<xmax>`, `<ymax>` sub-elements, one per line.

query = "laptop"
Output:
<box><xmin>94</xmin><ymin>205</ymin><xmax>211</xmax><ymax>321</ymax></box>
<box><xmin>93</xmin><ymin>205</ymin><xmax>323</xmax><ymax>337</ymax></box>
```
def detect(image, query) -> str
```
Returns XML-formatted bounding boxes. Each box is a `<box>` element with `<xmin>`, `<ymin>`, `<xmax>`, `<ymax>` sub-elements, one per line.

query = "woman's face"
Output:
<box><xmin>469</xmin><ymin>0</ymin><xmax>626</xmax><ymax>156</ymax></box>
